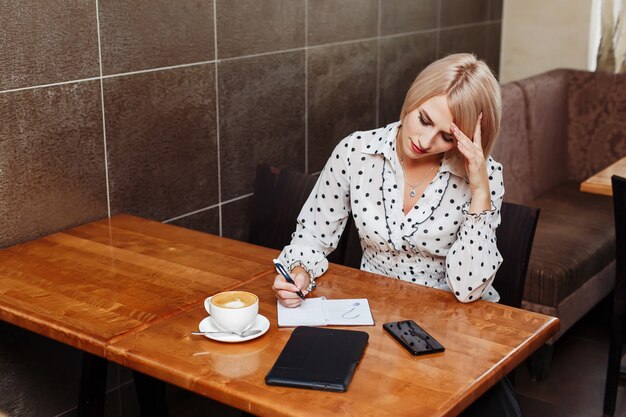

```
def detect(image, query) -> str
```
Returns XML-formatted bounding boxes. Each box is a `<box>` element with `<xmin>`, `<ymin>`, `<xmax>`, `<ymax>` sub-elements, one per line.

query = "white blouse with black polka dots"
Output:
<box><xmin>278</xmin><ymin>121</ymin><xmax>504</xmax><ymax>303</ymax></box>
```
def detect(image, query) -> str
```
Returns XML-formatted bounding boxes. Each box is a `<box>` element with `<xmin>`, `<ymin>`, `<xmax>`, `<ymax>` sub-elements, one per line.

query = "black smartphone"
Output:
<box><xmin>383</xmin><ymin>320</ymin><xmax>445</xmax><ymax>356</ymax></box>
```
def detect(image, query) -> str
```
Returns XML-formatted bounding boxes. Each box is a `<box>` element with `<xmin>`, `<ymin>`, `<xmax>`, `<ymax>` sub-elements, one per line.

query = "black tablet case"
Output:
<box><xmin>265</xmin><ymin>326</ymin><xmax>369</xmax><ymax>392</ymax></box>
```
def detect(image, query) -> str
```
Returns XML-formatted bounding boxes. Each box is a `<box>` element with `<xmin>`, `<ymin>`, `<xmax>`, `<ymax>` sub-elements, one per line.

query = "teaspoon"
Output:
<box><xmin>191</xmin><ymin>329</ymin><xmax>262</xmax><ymax>338</ymax></box>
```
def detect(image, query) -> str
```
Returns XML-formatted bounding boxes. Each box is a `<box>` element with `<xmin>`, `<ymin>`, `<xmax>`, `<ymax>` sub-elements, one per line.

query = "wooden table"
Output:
<box><xmin>580</xmin><ymin>157</ymin><xmax>626</xmax><ymax>196</ymax></box>
<box><xmin>108</xmin><ymin>265</ymin><xmax>560</xmax><ymax>417</ymax></box>
<box><xmin>0</xmin><ymin>215</ymin><xmax>276</xmax><ymax>415</ymax></box>
<box><xmin>0</xmin><ymin>215</ymin><xmax>559</xmax><ymax>417</ymax></box>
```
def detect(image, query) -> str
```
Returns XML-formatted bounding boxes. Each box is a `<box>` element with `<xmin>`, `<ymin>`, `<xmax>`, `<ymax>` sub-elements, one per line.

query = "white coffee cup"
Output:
<box><xmin>204</xmin><ymin>291</ymin><xmax>259</xmax><ymax>333</ymax></box>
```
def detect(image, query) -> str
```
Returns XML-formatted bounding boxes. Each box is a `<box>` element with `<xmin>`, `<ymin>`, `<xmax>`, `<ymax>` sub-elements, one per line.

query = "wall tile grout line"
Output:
<box><xmin>221</xmin><ymin>192</ymin><xmax>253</xmax><ymax>206</ymax></box>
<box><xmin>375</xmin><ymin>0</ymin><xmax>382</xmax><ymax>128</ymax></box>
<box><xmin>218</xmin><ymin>45</ymin><xmax>307</xmax><ymax>63</ymax></box>
<box><xmin>213</xmin><ymin>0</ymin><xmax>223</xmax><ymax>237</ymax></box>
<box><xmin>436</xmin><ymin>0</ymin><xmax>442</xmax><ymax>57</ymax></box>
<box><xmin>100</xmin><ymin>60</ymin><xmax>217</xmax><ymax>79</ymax></box>
<box><xmin>304</xmin><ymin>0</ymin><xmax>309</xmax><ymax>174</ymax></box>
<box><xmin>94</xmin><ymin>0</ymin><xmax>111</xmax><ymax>218</ymax></box>
<box><xmin>0</xmin><ymin>20</ymin><xmax>503</xmax><ymax>96</ymax></box>
<box><xmin>163</xmin><ymin>204</ymin><xmax>219</xmax><ymax>224</ymax></box>
<box><xmin>163</xmin><ymin>193</ymin><xmax>253</xmax><ymax>224</ymax></box>
<box><xmin>437</xmin><ymin>19</ymin><xmax>502</xmax><ymax>33</ymax></box>
<box><xmin>0</xmin><ymin>76</ymin><xmax>102</xmax><ymax>95</ymax></box>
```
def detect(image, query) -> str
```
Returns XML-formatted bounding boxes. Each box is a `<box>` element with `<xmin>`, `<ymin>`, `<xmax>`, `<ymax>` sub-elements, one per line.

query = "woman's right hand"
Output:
<box><xmin>272</xmin><ymin>266</ymin><xmax>311</xmax><ymax>308</ymax></box>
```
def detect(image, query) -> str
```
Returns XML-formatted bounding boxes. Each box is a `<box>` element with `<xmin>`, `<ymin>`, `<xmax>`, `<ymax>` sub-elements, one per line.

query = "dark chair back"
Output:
<box><xmin>493</xmin><ymin>202</ymin><xmax>541</xmax><ymax>308</ymax></box>
<box><xmin>342</xmin><ymin>217</ymin><xmax>363</xmax><ymax>269</ymax></box>
<box><xmin>604</xmin><ymin>175</ymin><xmax>626</xmax><ymax>416</ymax></box>
<box><xmin>248</xmin><ymin>164</ymin><xmax>317</xmax><ymax>250</ymax></box>
<box><xmin>248</xmin><ymin>164</ymin><xmax>349</xmax><ymax>264</ymax></box>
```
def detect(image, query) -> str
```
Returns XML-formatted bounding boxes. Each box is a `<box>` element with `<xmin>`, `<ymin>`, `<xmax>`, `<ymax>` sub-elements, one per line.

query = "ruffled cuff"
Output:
<box><xmin>277</xmin><ymin>246</ymin><xmax>329</xmax><ymax>291</ymax></box>
<box><xmin>286</xmin><ymin>261</ymin><xmax>318</xmax><ymax>292</ymax></box>
<box><xmin>461</xmin><ymin>201</ymin><xmax>498</xmax><ymax>228</ymax></box>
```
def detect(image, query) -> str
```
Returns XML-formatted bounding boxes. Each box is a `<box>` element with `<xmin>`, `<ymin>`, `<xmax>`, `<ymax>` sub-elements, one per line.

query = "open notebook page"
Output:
<box><xmin>277</xmin><ymin>297</ymin><xmax>374</xmax><ymax>327</ymax></box>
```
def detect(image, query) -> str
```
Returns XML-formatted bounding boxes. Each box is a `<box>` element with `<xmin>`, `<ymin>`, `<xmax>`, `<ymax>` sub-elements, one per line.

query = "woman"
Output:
<box><xmin>272</xmin><ymin>53</ymin><xmax>521</xmax><ymax>416</ymax></box>
<box><xmin>273</xmin><ymin>53</ymin><xmax>504</xmax><ymax>307</ymax></box>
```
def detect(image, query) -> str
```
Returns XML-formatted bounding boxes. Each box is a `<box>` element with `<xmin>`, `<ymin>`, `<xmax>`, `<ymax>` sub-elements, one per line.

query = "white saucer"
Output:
<box><xmin>198</xmin><ymin>314</ymin><xmax>270</xmax><ymax>343</ymax></box>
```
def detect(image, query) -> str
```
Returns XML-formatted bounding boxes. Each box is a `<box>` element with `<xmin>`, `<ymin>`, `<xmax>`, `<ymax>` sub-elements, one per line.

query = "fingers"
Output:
<box><xmin>451</xmin><ymin>113</ymin><xmax>483</xmax><ymax>149</ymax></box>
<box><xmin>279</xmin><ymin>297</ymin><xmax>303</xmax><ymax>308</ymax></box>
<box><xmin>451</xmin><ymin>123</ymin><xmax>476</xmax><ymax>159</ymax></box>
<box><xmin>272</xmin><ymin>274</ymin><xmax>309</xmax><ymax>308</ymax></box>
<box><xmin>451</xmin><ymin>121</ymin><xmax>486</xmax><ymax>185</ymax></box>
<box><xmin>293</xmin><ymin>273</ymin><xmax>309</xmax><ymax>292</ymax></box>
<box><xmin>451</xmin><ymin>118</ymin><xmax>490</xmax><ymax>195</ymax></box>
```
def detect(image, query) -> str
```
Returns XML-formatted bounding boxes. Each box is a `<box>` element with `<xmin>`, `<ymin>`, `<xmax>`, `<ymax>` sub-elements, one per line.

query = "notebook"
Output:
<box><xmin>265</xmin><ymin>326</ymin><xmax>369</xmax><ymax>392</ymax></box>
<box><xmin>276</xmin><ymin>297</ymin><xmax>374</xmax><ymax>327</ymax></box>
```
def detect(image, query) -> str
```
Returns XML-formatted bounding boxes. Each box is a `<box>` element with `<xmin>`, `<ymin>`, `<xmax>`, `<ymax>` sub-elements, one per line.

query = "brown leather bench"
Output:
<box><xmin>492</xmin><ymin>69</ymin><xmax>626</xmax><ymax>378</ymax></box>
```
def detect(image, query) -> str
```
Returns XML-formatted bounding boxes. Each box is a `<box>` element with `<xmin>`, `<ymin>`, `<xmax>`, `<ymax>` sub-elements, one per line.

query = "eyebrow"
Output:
<box><xmin>421</xmin><ymin>109</ymin><xmax>433</xmax><ymax>124</ymax></box>
<box><xmin>421</xmin><ymin>109</ymin><xmax>454</xmax><ymax>138</ymax></box>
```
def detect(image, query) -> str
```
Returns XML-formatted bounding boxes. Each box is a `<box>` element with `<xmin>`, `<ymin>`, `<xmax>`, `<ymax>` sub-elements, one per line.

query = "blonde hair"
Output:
<box><xmin>399</xmin><ymin>53</ymin><xmax>501</xmax><ymax>156</ymax></box>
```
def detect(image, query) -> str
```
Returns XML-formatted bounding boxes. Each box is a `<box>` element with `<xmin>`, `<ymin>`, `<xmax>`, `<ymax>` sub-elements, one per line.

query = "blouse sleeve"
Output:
<box><xmin>277</xmin><ymin>136</ymin><xmax>352</xmax><ymax>284</ymax></box>
<box><xmin>445</xmin><ymin>159</ymin><xmax>505</xmax><ymax>303</ymax></box>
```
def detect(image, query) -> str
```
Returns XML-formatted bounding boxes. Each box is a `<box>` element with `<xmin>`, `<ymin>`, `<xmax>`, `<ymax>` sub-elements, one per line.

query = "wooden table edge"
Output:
<box><xmin>580</xmin><ymin>181</ymin><xmax>613</xmax><ymax>196</ymax></box>
<box><xmin>441</xmin><ymin>315</ymin><xmax>560</xmax><ymax>417</ymax></box>
<box><xmin>0</xmin><ymin>307</ymin><xmax>107</xmax><ymax>357</ymax></box>
<box><xmin>580</xmin><ymin>156</ymin><xmax>626</xmax><ymax>196</ymax></box>
<box><xmin>104</xmin><ymin>314</ymin><xmax>561</xmax><ymax>417</ymax></box>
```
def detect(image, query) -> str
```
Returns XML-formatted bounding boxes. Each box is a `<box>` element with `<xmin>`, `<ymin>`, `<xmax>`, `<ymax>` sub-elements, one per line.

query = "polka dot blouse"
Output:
<box><xmin>278</xmin><ymin>122</ymin><xmax>504</xmax><ymax>303</ymax></box>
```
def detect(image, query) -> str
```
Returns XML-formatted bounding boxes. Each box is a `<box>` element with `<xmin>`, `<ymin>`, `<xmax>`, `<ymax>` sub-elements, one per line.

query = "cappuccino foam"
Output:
<box><xmin>223</xmin><ymin>299</ymin><xmax>246</xmax><ymax>308</ymax></box>
<box><xmin>211</xmin><ymin>291</ymin><xmax>257</xmax><ymax>309</ymax></box>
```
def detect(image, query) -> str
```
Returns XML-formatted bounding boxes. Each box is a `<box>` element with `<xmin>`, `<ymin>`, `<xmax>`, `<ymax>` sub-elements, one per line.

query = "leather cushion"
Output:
<box><xmin>523</xmin><ymin>181</ymin><xmax>614</xmax><ymax>306</ymax></box>
<box><xmin>515</xmin><ymin>70</ymin><xmax>570</xmax><ymax>198</ymax></box>
<box><xmin>492</xmin><ymin>83</ymin><xmax>534</xmax><ymax>205</ymax></box>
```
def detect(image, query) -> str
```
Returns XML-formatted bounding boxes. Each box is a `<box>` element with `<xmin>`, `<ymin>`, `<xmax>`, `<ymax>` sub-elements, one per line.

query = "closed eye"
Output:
<box><xmin>420</xmin><ymin>111</ymin><xmax>454</xmax><ymax>143</ymax></box>
<box><xmin>442</xmin><ymin>134</ymin><xmax>455</xmax><ymax>143</ymax></box>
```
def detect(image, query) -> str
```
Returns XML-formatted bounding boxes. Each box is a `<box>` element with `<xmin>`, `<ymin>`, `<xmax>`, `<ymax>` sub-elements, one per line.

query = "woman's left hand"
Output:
<box><xmin>451</xmin><ymin>114</ymin><xmax>492</xmax><ymax>213</ymax></box>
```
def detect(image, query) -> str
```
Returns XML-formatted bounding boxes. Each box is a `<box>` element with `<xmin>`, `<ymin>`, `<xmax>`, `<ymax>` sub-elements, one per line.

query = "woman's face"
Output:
<box><xmin>399</xmin><ymin>94</ymin><xmax>457</xmax><ymax>162</ymax></box>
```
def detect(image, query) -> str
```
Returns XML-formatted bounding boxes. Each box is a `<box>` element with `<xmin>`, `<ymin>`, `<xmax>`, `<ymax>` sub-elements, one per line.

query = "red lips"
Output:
<box><xmin>410</xmin><ymin>140</ymin><xmax>426</xmax><ymax>155</ymax></box>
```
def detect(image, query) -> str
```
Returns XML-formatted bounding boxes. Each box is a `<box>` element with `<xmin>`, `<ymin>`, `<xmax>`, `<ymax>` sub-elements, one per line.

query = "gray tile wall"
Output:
<box><xmin>0</xmin><ymin>1</ymin><xmax>502</xmax><ymax>416</ymax></box>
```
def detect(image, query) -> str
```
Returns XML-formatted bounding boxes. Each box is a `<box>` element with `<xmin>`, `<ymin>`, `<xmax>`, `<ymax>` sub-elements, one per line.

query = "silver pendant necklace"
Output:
<box><xmin>400</xmin><ymin>159</ymin><xmax>435</xmax><ymax>198</ymax></box>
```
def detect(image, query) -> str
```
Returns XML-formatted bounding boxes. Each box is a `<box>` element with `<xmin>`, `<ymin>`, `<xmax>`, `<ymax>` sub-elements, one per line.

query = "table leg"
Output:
<box><xmin>133</xmin><ymin>371</ymin><xmax>169</xmax><ymax>417</ymax></box>
<box><xmin>77</xmin><ymin>352</ymin><xmax>108</xmax><ymax>417</ymax></box>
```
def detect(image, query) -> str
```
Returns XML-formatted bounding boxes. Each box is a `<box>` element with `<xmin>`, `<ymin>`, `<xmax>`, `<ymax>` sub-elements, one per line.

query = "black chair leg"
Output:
<box><xmin>604</xmin><ymin>311</ymin><xmax>624</xmax><ymax>416</ymax></box>
<box><xmin>527</xmin><ymin>343</ymin><xmax>553</xmax><ymax>381</ymax></box>
<box><xmin>77</xmin><ymin>352</ymin><xmax>108</xmax><ymax>417</ymax></box>
<box><xmin>133</xmin><ymin>371</ymin><xmax>169</xmax><ymax>417</ymax></box>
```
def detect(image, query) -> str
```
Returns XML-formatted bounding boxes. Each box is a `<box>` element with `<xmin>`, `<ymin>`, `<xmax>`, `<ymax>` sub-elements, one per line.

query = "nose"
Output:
<box><xmin>419</xmin><ymin>131</ymin><xmax>437</xmax><ymax>150</ymax></box>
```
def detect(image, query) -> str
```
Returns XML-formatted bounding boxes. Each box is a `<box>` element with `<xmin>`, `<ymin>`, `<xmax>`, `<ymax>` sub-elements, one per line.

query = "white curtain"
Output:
<box><xmin>597</xmin><ymin>0</ymin><xmax>625</xmax><ymax>73</ymax></box>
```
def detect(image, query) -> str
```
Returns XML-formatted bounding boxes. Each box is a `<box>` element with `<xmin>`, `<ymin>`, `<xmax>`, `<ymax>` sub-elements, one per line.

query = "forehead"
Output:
<box><xmin>420</xmin><ymin>95</ymin><xmax>453</xmax><ymax>124</ymax></box>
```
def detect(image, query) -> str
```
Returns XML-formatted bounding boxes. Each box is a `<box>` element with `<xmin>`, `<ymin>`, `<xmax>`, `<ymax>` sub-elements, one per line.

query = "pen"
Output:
<box><xmin>272</xmin><ymin>259</ymin><xmax>306</xmax><ymax>300</ymax></box>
